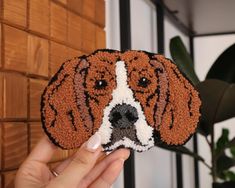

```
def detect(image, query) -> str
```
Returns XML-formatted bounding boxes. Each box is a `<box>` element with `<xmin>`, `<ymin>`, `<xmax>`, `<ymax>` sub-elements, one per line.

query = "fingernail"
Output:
<box><xmin>86</xmin><ymin>133</ymin><xmax>101</xmax><ymax>152</ymax></box>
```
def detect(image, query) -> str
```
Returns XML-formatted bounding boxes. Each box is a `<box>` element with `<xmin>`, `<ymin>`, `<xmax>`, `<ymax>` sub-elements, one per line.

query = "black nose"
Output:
<box><xmin>109</xmin><ymin>104</ymin><xmax>138</xmax><ymax>128</ymax></box>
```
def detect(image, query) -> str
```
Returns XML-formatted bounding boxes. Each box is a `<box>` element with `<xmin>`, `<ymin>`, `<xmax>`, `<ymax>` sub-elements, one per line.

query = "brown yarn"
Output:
<box><xmin>41</xmin><ymin>49</ymin><xmax>201</xmax><ymax>150</ymax></box>
<box><xmin>155</xmin><ymin>55</ymin><xmax>201</xmax><ymax>145</ymax></box>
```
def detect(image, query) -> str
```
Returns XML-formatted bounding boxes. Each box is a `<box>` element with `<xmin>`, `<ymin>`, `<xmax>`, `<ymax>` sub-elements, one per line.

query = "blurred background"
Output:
<box><xmin>0</xmin><ymin>0</ymin><xmax>235</xmax><ymax>188</ymax></box>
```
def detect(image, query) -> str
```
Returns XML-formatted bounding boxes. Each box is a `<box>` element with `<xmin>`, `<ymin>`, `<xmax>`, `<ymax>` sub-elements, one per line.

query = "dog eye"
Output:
<box><xmin>138</xmin><ymin>77</ymin><xmax>151</xmax><ymax>88</ymax></box>
<box><xmin>94</xmin><ymin>79</ymin><xmax>108</xmax><ymax>89</ymax></box>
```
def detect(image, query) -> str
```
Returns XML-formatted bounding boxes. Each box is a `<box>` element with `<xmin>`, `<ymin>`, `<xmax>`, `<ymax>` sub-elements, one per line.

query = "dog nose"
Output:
<box><xmin>109</xmin><ymin>104</ymin><xmax>138</xmax><ymax>128</ymax></box>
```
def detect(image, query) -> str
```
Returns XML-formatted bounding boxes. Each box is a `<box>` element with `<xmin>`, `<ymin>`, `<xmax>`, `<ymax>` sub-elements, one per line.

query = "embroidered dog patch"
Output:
<box><xmin>41</xmin><ymin>49</ymin><xmax>201</xmax><ymax>152</ymax></box>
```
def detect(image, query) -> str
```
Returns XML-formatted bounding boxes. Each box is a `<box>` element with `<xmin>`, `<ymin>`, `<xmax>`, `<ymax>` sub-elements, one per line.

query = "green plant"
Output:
<box><xmin>161</xmin><ymin>36</ymin><xmax>235</xmax><ymax>186</ymax></box>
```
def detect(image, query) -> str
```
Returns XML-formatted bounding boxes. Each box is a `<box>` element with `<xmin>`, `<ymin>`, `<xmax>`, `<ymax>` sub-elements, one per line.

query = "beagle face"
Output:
<box><xmin>41</xmin><ymin>49</ymin><xmax>201</xmax><ymax>152</ymax></box>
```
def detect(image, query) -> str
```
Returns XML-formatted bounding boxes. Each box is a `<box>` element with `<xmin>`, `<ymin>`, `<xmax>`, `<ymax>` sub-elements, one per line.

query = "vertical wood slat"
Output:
<box><xmin>68</xmin><ymin>12</ymin><xmax>82</xmax><ymax>50</ymax></box>
<box><xmin>27</xmin><ymin>35</ymin><xmax>49</xmax><ymax>77</ymax></box>
<box><xmin>3</xmin><ymin>73</ymin><xmax>27</xmax><ymax>119</ymax></box>
<box><xmin>50</xmin><ymin>2</ymin><xmax>67</xmax><ymax>42</ymax></box>
<box><xmin>2</xmin><ymin>123</ymin><xmax>28</xmax><ymax>170</ymax></box>
<box><xmin>0</xmin><ymin>73</ymin><xmax>3</xmax><ymax>118</ymax></box>
<box><xmin>29</xmin><ymin>0</ymin><xmax>50</xmax><ymax>36</ymax></box>
<box><xmin>81</xmin><ymin>19</ymin><xmax>96</xmax><ymax>53</ymax></box>
<box><xmin>0</xmin><ymin>24</ymin><xmax>2</xmax><ymax>68</ymax></box>
<box><xmin>2</xmin><ymin>0</ymin><xmax>27</xmax><ymax>28</ymax></box>
<box><xmin>56</xmin><ymin>0</ymin><xmax>67</xmax><ymax>5</ymax></box>
<box><xmin>67</xmin><ymin>0</ymin><xmax>83</xmax><ymax>15</ymax></box>
<box><xmin>2</xmin><ymin>170</ymin><xmax>16</xmax><ymax>188</ymax></box>
<box><xmin>4</xmin><ymin>25</ymin><xmax>28</xmax><ymax>73</ymax></box>
<box><xmin>29</xmin><ymin>79</ymin><xmax>48</xmax><ymax>119</ymax></box>
<box><xmin>50</xmin><ymin>41</ymin><xmax>68</xmax><ymax>75</ymax></box>
<box><xmin>82</xmin><ymin>0</ymin><xmax>95</xmax><ymax>21</ymax></box>
<box><xmin>96</xmin><ymin>26</ymin><xmax>106</xmax><ymax>49</ymax></box>
<box><xmin>29</xmin><ymin>122</ymin><xmax>69</xmax><ymax>162</ymax></box>
<box><xmin>95</xmin><ymin>0</ymin><xmax>105</xmax><ymax>27</ymax></box>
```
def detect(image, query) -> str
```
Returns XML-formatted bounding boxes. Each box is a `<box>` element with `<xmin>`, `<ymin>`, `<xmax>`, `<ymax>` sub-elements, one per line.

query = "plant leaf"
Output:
<box><xmin>206</xmin><ymin>43</ymin><xmax>235</xmax><ymax>83</ymax></box>
<box><xmin>216</xmin><ymin>154</ymin><xmax>235</xmax><ymax>175</ymax></box>
<box><xmin>230</xmin><ymin>146</ymin><xmax>235</xmax><ymax>158</ymax></box>
<box><xmin>224</xmin><ymin>171</ymin><xmax>235</xmax><ymax>181</ymax></box>
<box><xmin>216</xmin><ymin>128</ymin><xmax>229</xmax><ymax>155</ymax></box>
<box><xmin>215</xmin><ymin>137</ymin><xmax>235</xmax><ymax>160</ymax></box>
<box><xmin>170</xmin><ymin>36</ymin><xmax>200</xmax><ymax>85</ymax></box>
<box><xmin>196</xmin><ymin>79</ymin><xmax>235</xmax><ymax>135</ymax></box>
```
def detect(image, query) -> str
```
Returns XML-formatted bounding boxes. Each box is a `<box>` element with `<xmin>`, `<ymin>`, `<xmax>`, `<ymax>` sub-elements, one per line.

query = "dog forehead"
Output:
<box><xmin>120</xmin><ymin>51</ymin><xmax>156</xmax><ymax>74</ymax></box>
<box><xmin>87</xmin><ymin>51</ymin><xmax>120</xmax><ymax>65</ymax></box>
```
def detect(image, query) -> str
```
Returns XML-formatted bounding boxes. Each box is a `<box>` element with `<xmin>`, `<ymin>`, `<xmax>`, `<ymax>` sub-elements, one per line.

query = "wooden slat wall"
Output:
<box><xmin>0</xmin><ymin>0</ymin><xmax>106</xmax><ymax>187</ymax></box>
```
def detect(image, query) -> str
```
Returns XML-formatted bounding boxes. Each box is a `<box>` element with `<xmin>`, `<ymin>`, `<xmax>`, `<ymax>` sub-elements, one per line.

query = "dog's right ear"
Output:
<box><xmin>41</xmin><ymin>57</ymin><xmax>93</xmax><ymax>149</ymax></box>
<box><xmin>152</xmin><ymin>55</ymin><xmax>201</xmax><ymax>146</ymax></box>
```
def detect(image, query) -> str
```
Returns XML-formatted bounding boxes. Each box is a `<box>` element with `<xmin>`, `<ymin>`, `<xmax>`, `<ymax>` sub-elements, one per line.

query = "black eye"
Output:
<box><xmin>138</xmin><ymin>77</ymin><xmax>151</xmax><ymax>88</ymax></box>
<box><xmin>94</xmin><ymin>79</ymin><xmax>107</xmax><ymax>89</ymax></box>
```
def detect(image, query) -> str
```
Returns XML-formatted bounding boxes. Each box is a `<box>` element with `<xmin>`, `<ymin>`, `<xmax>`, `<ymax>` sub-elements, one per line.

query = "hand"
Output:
<box><xmin>15</xmin><ymin>134</ymin><xmax>130</xmax><ymax>188</ymax></box>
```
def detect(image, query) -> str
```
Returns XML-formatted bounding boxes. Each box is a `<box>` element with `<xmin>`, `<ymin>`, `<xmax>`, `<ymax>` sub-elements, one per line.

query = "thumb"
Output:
<box><xmin>48</xmin><ymin>133</ymin><xmax>102</xmax><ymax>188</ymax></box>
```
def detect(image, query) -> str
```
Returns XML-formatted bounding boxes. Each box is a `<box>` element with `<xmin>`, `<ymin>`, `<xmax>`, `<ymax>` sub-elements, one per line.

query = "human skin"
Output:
<box><xmin>15</xmin><ymin>134</ymin><xmax>130</xmax><ymax>188</ymax></box>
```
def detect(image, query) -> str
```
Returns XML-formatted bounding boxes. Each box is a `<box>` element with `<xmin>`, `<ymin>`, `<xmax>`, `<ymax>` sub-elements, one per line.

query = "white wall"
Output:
<box><xmin>194</xmin><ymin>34</ymin><xmax>235</xmax><ymax>188</ymax></box>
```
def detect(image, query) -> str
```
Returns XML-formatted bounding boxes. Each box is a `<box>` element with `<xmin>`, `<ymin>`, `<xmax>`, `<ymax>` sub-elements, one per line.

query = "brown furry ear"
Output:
<box><xmin>41</xmin><ymin>57</ymin><xmax>93</xmax><ymax>149</ymax></box>
<box><xmin>153</xmin><ymin>55</ymin><xmax>201</xmax><ymax>145</ymax></box>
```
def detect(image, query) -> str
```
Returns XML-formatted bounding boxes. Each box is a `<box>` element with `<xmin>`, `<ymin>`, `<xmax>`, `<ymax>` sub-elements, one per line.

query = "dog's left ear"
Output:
<box><xmin>152</xmin><ymin>55</ymin><xmax>201</xmax><ymax>146</ymax></box>
<box><xmin>41</xmin><ymin>57</ymin><xmax>93</xmax><ymax>149</ymax></box>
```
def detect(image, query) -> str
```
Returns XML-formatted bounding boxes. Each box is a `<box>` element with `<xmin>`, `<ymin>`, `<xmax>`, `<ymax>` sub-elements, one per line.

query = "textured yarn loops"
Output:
<box><xmin>41</xmin><ymin>49</ymin><xmax>201</xmax><ymax>152</ymax></box>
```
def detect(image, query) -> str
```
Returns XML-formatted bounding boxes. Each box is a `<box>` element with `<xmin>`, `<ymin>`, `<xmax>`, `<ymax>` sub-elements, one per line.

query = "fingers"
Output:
<box><xmin>53</xmin><ymin>150</ymin><xmax>106</xmax><ymax>175</ymax></box>
<box><xmin>26</xmin><ymin>136</ymin><xmax>57</xmax><ymax>163</ymax></box>
<box><xmin>89</xmin><ymin>158</ymin><xmax>125</xmax><ymax>188</ymax></box>
<box><xmin>48</xmin><ymin>133</ymin><xmax>102</xmax><ymax>188</ymax></box>
<box><xmin>80</xmin><ymin>148</ymin><xmax>130</xmax><ymax>187</ymax></box>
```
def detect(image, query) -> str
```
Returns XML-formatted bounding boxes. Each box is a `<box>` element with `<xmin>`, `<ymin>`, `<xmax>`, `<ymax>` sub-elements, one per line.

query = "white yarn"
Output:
<box><xmin>96</xmin><ymin>61</ymin><xmax>154</xmax><ymax>151</ymax></box>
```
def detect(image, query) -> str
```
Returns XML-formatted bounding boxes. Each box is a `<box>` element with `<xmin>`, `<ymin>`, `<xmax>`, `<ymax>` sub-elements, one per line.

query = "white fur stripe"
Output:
<box><xmin>96</xmin><ymin>61</ymin><xmax>154</xmax><ymax>151</ymax></box>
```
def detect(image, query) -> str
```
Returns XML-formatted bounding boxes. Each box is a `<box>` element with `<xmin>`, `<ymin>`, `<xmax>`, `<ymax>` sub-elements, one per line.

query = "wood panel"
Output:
<box><xmin>96</xmin><ymin>26</ymin><xmax>106</xmax><ymax>49</ymax></box>
<box><xmin>0</xmin><ymin>74</ymin><xmax>3</xmax><ymax>118</ymax></box>
<box><xmin>29</xmin><ymin>79</ymin><xmax>48</xmax><ymax>119</ymax></box>
<box><xmin>27</xmin><ymin>35</ymin><xmax>49</xmax><ymax>77</ymax></box>
<box><xmin>68</xmin><ymin>12</ymin><xmax>82</xmax><ymax>50</ymax></box>
<box><xmin>56</xmin><ymin>0</ymin><xmax>67</xmax><ymax>5</ymax></box>
<box><xmin>95</xmin><ymin>0</ymin><xmax>105</xmax><ymax>27</ymax></box>
<box><xmin>3</xmin><ymin>0</ymin><xmax>27</xmax><ymax>27</ymax></box>
<box><xmin>82</xmin><ymin>0</ymin><xmax>96</xmax><ymax>20</ymax></box>
<box><xmin>29</xmin><ymin>122</ymin><xmax>44</xmax><ymax>149</ymax></box>
<box><xmin>50</xmin><ymin>41</ymin><xmax>68</xmax><ymax>75</ymax></box>
<box><xmin>0</xmin><ymin>24</ymin><xmax>2</xmax><ymax>68</ymax></box>
<box><xmin>3</xmin><ymin>73</ymin><xmax>27</xmax><ymax>119</ymax></box>
<box><xmin>30</xmin><ymin>122</ymin><xmax>69</xmax><ymax>162</ymax></box>
<box><xmin>1</xmin><ymin>170</ymin><xmax>16</xmax><ymax>188</ymax></box>
<box><xmin>4</xmin><ymin>25</ymin><xmax>28</xmax><ymax>73</ymax></box>
<box><xmin>50</xmin><ymin>2</ymin><xmax>67</xmax><ymax>42</ymax></box>
<box><xmin>2</xmin><ymin>123</ymin><xmax>28</xmax><ymax>170</ymax></box>
<box><xmin>67</xmin><ymin>0</ymin><xmax>83</xmax><ymax>14</ymax></box>
<box><xmin>29</xmin><ymin>0</ymin><xmax>50</xmax><ymax>36</ymax></box>
<box><xmin>67</xmin><ymin>47</ymin><xmax>83</xmax><ymax>59</ymax></box>
<box><xmin>81</xmin><ymin>19</ymin><xmax>96</xmax><ymax>53</ymax></box>
<box><xmin>0</xmin><ymin>123</ymin><xmax>2</xmax><ymax>170</ymax></box>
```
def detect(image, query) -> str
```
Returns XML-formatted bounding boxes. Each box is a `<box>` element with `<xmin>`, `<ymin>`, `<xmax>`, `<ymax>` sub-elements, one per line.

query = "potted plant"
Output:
<box><xmin>159</xmin><ymin>36</ymin><xmax>235</xmax><ymax>188</ymax></box>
